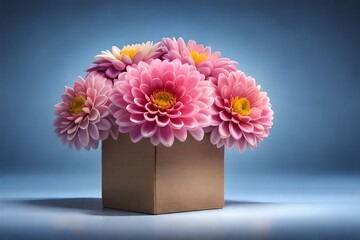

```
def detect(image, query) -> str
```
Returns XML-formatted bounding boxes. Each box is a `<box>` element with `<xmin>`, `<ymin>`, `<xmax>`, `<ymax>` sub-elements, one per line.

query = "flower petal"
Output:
<box><xmin>188</xmin><ymin>127</ymin><xmax>204</xmax><ymax>141</ymax></box>
<box><xmin>94</xmin><ymin>95</ymin><xmax>108</xmax><ymax>107</ymax></box>
<box><xmin>169</xmin><ymin>118</ymin><xmax>184</xmax><ymax>129</ymax></box>
<box><xmin>88</xmin><ymin>123</ymin><xmax>99</xmax><ymax>140</ymax></box>
<box><xmin>98</xmin><ymin>118</ymin><xmax>112</xmax><ymax>130</ymax></box>
<box><xmin>159</xmin><ymin>126</ymin><xmax>175</xmax><ymax>147</ymax></box>
<box><xmin>89</xmin><ymin>108</ymin><xmax>100</xmax><ymax>122</ymax></box>
<box><xmin>229</xmin><ymin>122</ymin><xmax>242</xmax><ymax>140</ymax></box>
<box><xmin>174</xmin><ymin>128</ymin><xmax>187</xmax><ymax>142</ymax></box>
<box><xmin>130</xmin><ymin>113</ymin><xmax>145</xmax><ymax>124</ymax></box>
<box><xmin>210</xmin><ymin>129</ymin><xmax>221</xmax><ymax>145</ymax></box>
<box><xmin>155</xmin><ymin>115</ymin><xmax>170</xmax><ymax>127</ymax></box>
<box><xmin>105</xmin><ymin>67</ymin><xmax>120</xmax><ymax>79</ymax></box>
<box><xmin>239</xmin><ymin>121</ymin><xmax>254</xmax><ymax>133</ymax></box>
<box><xmin>218</xmin><ymin>121</ymin><xmax>230</xmax><ymax>138</ymax></box>
<box><xmin>78</xmin><ymin>128</ymin><xmax>90</xmax><ymax>146</ymax></box>
<box><xmin>141</xmin><ymin>121</ymin><xmax>158</xmax><ymax>137</ymax></box>
<box><xmin>181</xmin><ymin>104</ymin><xmax>199</xmax><ymax>116</ymax></box>
<box><xmin>236</xmin><ymin>137</ymin><xmax>247</xmax><ymax>153</ymax></box>
<box><xmin>79</xmin><ymin>116</ymin><xmax>89</xmax><ymax>129</ymax></box>
<box><xmin>243</xmin><ymin>132</ymin><xmax>256</xmax><ymax>146</ymax></box>
<box><xmin>129</xmin><ymin>126</ymin><xmax>143</xmax><ymax>143</ymax></box>
<box><xmin>112</xmin><ymin>60</ymin><xmax>125</xmax><ymax>70</ymax></box>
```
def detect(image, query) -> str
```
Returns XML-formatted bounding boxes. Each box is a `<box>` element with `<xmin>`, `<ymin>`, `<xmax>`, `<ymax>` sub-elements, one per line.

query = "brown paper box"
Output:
<box><xmin>102</xmin><ymin>133</ymin><xmax>224</xmax><ymax>214</ymax></box>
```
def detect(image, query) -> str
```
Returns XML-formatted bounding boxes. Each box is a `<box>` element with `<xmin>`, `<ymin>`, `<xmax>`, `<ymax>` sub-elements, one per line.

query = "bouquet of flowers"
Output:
<box><xmin>54</xmin><ymin>38</ymin><xmax>273</xmax><ymax>152</ymax></box>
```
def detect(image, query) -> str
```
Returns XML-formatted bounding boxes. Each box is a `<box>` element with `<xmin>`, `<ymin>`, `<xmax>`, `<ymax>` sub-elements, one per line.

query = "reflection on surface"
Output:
<box><xmin>18</xmin><ymin>198</ymin><xmax>143</xmax><ymax>216</ymax></box>
<box><xmin>1</xmin><ymin>174</ymin><xmax>360</xmax><ymax>239</ymax></box>
<box><xmin>1</xmin><ymin>197</ymin><xmax>360</xmax><ymax>239</ymax></box>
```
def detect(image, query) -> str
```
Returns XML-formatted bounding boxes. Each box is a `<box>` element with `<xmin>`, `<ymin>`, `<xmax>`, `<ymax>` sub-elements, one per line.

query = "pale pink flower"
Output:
<box><xmin>110</xmin><ymin>59</ymin><xmax>214</xmax><ymax>147</ymax></box>
<box><xmin>162</xmin><ymin>37</ymin><xmax>237</xmax><ymax>79</ymax></box>
<box><xmin>208</xmin><ymin>71</ymin><xmax>273</xmax><ymax>152</ymax></box>
<box><xmin>87</xmin><ymin>41</ymin><xmax>165</xmax><ymax>80</ymax></box>
<box><xmin>54</xmin><ymin>72</ymin><xmax>117</xmax><ymax>150</ymax></box>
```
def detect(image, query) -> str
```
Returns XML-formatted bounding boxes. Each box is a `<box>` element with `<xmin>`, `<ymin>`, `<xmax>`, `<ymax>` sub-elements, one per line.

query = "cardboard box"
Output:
<box><xmin>102</xmin><ymin>133</ymin><xmax>224</xmax><ymax>214</ymax></box>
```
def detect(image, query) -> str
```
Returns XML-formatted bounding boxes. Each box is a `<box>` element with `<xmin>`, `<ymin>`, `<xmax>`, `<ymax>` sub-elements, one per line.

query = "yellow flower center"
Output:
<box><xmin>150</xmin><ymin>90</ymin><xmax>176</xmax><ymax>110</ymax></box>
<box><xmin>120</xmin><ymin>46</ymin><xmax>141</xmax><ymax>60</ymax></box>
<box><xmin>190</xmin><ymin>50</ymin><xmax>207</xmax><ymax>65</ymax></box>
<box><xmin>231</xmin><ymin>97</ymin><xmax>251</xmax><ymax>116</ymax></box>
<box><xmin>68</xmin><ymin>95</ymin><xmax>86</xmax><ymax>115</ymax></box>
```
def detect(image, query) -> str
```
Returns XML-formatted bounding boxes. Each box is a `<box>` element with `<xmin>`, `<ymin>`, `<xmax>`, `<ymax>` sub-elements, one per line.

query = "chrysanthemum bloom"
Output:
<box><xmin>54</xmin><ymin>72</ymin><xmax>118</xmax><ymax>150</ymax></box>
<box><xmin>208</xmin><ymin>71</ymin><xmax>273</xmax><ymax>152</ymax></box>
<box><xmin>87</xmin><ymin>41</ymin><xmax>165</xmax><ymax>80</ymax></box>
<box><xmin>110</xmin><ymin>59</ymin><xmax>214</xmax><ymax>147</ymax></box>
<box><xmin>162</xmin><ymin>37</ymin><xmax>237</xmax><ymax>79</ymax></box>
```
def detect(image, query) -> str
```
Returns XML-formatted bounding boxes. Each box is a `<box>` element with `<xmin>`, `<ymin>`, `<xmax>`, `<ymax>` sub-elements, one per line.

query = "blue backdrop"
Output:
<box><xmin>1</xmin><ymin>0</ymin><xmax>359</xmax><ymax>182</ymax></box>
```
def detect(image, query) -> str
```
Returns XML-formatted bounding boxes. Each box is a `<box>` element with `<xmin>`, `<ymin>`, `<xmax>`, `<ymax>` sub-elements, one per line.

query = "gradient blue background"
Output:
<box><xmin>1</xmin><ymin>0</ymin><xmax>359</xmax><ymax>178</ymax></box>
<box><xmin>1</xmin><ymin>0</ymin><xmax>360</xmax><ymax>239</ymax></box>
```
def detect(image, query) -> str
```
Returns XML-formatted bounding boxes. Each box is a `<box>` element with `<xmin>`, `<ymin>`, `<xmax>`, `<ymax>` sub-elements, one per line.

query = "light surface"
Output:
<box><xmin>1</xmin><ymin>174</ymin><xmax>359</xmax><ymax>239</ymax></box>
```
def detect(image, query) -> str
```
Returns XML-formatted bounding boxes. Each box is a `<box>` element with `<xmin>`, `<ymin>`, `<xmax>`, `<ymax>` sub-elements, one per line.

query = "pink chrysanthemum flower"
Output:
<box><xmin>54</xmin><ymin>72</ymin><xmax>118</xmax><ymax>150</ymax></box>
<box><xmin>162</xmin><ymin>37</ymin><xmax>237</xmax><ymax>79</ymax></box>
<box><xmin>87</xmin><ymin>41</ymin><xmax>165</xmax><ymax>80</ymax></box>
<box><xmin>208</xmin><ymin>71</ymin><xmax>273</xmax><ymax>152</ymax></box>
<box><xmin>110</xmin><ymin>59</ymin><xmax>214</xmax><ymax>147</ymax></box>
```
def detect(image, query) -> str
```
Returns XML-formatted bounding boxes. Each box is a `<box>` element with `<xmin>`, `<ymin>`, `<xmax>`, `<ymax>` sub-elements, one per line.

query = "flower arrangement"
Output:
<box><xmin>54</xmin><ymin>38</ymin><xmax>273</xmax><ymax>152</ymax></box>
